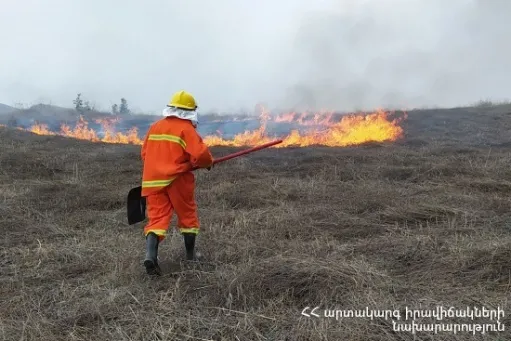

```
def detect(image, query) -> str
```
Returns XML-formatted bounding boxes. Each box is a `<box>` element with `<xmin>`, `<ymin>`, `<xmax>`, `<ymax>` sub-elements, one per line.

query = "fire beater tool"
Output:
<box><xmin>127</xmin><ymin>139</ymin><xmax>283</xmax><ymax>225</ymax></box>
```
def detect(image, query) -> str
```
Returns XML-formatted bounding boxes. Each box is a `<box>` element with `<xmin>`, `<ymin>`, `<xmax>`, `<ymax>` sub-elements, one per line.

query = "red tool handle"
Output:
<box><xmin>191</xmin><ymin>139</ymin><xmax>283</xmax><ymax>170</ymax></box>
<box><xmin>213</xmin><ymin>139</ymin><xmax>283</xmax><ymax>164</ymax></box>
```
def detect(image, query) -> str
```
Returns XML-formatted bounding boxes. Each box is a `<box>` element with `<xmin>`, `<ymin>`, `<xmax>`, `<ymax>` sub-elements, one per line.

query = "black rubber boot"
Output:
<box><xmin>183</xmin><ymin>233</ymin><xmax>200</xmax><ymax>261</ymax></box>
<box><xmin>144</xmin><ymin>232</ymin><xmax>161</xmax><ymax>276</ymax></box>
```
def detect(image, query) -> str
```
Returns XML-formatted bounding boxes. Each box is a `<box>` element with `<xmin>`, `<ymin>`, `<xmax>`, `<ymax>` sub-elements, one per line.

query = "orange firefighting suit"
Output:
<box><xmin>141</xmin><ymin>116</ymin><xmax>213</xmax><ymax>240</ymax></box>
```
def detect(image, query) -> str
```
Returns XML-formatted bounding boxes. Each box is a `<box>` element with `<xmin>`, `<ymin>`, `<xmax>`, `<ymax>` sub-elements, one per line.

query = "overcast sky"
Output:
<box><xmin>0</xmin><ymin>0</ymin><xmax>509</xmax><ymax>114</ymax></box>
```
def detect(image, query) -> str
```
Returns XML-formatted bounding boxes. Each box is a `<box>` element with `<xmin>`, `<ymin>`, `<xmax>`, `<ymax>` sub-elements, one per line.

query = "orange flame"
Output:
<box><xmin>272</xmin><ymin>110</ymin><xmax>335</xmax><ymax>126</ymax></box>
<box><xmin>203</xmin><ymin>109</ymin><xmax>406</xmax><ymax>147</ymax></box>
<box><xmin>6</xmin><ymin>107</ymin><xmax>406</xmax><ymax>148</ymax></box>
<box><xmin>30</xmin><ymin>123</ymin><xmax>56</xmax><ymax>136</ymax></box>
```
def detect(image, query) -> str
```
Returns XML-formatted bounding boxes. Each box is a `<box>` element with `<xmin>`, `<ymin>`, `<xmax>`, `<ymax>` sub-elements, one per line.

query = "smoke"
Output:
<box><xmin>0</xmin><ymin>0</ymin><xmax>509</xmax><ymax>113</ymax></box>
<box><xmin>277</xmin><ymin>0</ymin><xmax>511</xmax><ymax>111</ymax></box>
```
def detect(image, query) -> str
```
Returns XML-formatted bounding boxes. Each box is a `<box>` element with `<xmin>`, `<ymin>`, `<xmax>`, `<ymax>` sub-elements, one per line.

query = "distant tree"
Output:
<box><xmin>7</xmin><ymin>115</ymin><xmax>18</xmax><ymax>128</ymax></box>
<box><xmin>84</xmin><ymin>100</ymin><xmax>92</xmax><ymax>111</ymax></box>
<box><xmin>119</xmin><ymin>98</ymin><xmax>130</xmax><ymax>115</ymax></box>
<box><xmin>112</xmin><ymin>104</ymin><xmax>119</xmax><ymax>115</ymax></box>
<box><xmin>73</xmin><ymin>93</ymin><xmax>84</xmax><ymax>111</ymax></box>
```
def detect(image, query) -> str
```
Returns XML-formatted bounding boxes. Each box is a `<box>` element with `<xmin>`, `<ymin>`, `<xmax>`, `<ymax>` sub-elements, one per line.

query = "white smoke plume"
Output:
<box><xmin>0</xmin><ymin>0</ymin><xmax>509</xmax><ymax>113</ymax></box>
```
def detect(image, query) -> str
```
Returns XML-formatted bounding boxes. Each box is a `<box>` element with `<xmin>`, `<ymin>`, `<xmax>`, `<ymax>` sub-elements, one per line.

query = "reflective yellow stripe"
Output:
<box><xmin>145</xmin><ymin>229</ymin><xmax>167</xmax><ymax>236</ymax></box>
<box><xmin>179</xmin><ymin>227</ymin><xmax>199</xmax><ymax>235</ymax></box>
<box><xmin>148</xmin><ymin>134</ymin><xmax>186</xmax><ymax>148</ymax></box>
<box><xmin>142</xmin><ymin>178</ymin><xmax>175</xmax><ymax>188</ymax></box>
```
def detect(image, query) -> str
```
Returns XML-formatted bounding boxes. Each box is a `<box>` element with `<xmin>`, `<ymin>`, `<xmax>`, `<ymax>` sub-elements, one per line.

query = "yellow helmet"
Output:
<box><xmin>168</xmin><ymin>90</ymin><xmax>197</xmax><ymax>110</ymax></box>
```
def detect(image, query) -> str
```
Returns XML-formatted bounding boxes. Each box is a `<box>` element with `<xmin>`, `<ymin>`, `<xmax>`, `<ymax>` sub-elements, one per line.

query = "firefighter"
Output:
<box><xmin>140</xmin><ymin>90</ymin><xmax>213</xmax><ymax>276</ymax></box>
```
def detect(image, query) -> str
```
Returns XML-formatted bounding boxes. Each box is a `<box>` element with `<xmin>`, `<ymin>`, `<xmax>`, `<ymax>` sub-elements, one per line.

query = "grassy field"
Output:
<box><xmin>1</xmin><ymin>105</ymin><xmax>511</xmax><ymax>340</ymax></box>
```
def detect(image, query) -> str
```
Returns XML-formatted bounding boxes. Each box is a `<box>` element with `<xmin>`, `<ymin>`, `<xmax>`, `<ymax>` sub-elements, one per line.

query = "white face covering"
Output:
<box><xmin>162</xmin><ymin>106</ymin><xmax>198</xmax><ymax>127</ymax></box>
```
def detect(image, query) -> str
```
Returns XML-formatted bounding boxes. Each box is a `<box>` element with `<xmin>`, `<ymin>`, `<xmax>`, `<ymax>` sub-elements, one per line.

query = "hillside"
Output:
<box><xmin>1</xmin><ymin>105</ymin><xmax>511</xmax><ymax>340</ymax></box>
<box><xmin>0</xmin><ymin>103</ymin><xmax>17</xmax><ymax>115</ymax></box>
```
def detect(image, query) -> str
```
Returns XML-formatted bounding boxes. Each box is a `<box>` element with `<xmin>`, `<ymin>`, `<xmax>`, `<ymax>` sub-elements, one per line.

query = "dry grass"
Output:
<box><xmin>1</xmin><ymin>107</ymin><xmax>511</xmax><ymax>340</ymax></box>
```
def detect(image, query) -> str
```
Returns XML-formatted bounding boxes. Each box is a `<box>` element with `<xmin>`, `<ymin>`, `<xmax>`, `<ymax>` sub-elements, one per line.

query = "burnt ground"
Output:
<box><xmin>1</xmin><ymin>104</ymin><xmax>511</xmax><ymax>340</ymax></box>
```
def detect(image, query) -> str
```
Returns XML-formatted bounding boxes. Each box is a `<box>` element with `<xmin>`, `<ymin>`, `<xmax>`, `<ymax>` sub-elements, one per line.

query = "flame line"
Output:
<box><xmin>16</xmin><ymin>109</ymin><xmax>407</xmax><ymax>148</ymax></box>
